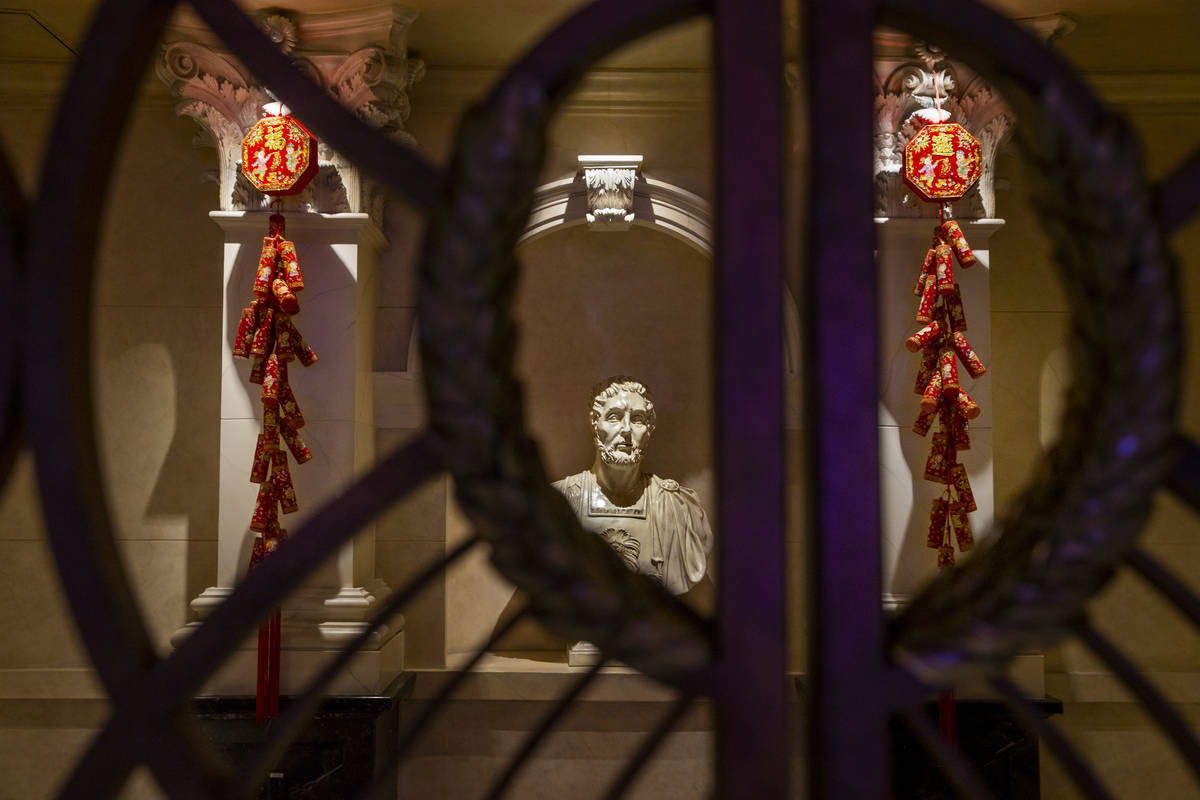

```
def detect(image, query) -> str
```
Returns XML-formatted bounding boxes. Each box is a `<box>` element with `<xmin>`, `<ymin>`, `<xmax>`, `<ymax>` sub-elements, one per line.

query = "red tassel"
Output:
<box><xmin>256</xmin><ymin>606</ymin><xmax>281</xmax><ymax>723</ymax></box>
<box><xmin>938</xmin><ymin>689</ymin><xmax>959</xmax><ymax>746</ymax></box>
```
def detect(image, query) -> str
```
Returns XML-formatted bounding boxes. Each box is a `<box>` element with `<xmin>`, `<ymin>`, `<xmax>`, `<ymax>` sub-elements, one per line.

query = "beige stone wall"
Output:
<box><xmin>0</xmin><ymin>81</ymin><xmax>222</xmax><ymax>691</ymax></box>
<box><xmin>4</xmin><ymin>16</ymin><xmax>1200</xmax><ymax>800</ymax></box>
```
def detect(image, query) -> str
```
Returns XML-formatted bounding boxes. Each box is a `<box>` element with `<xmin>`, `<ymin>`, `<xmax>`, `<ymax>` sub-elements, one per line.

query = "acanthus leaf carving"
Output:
<box><xmin>158</xmin><ymin>6</ymin><xmax>421</xmax><ymax>216</ymax></box>
<box><xmin>579</xmin><ymin>156</ymin><xmax>643</xmax><ymax>229</ymax></box>
<box><xmin>873</xmin><ymin>49</ymin><xmax>1012</xmax><ymax>218</ymax></box>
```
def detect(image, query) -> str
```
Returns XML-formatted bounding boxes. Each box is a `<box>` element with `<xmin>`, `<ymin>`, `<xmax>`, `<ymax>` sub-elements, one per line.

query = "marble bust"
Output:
<box><xmin>553</xmin><ymin>376</ymin><xmax>712</xmax><ymax>596</ymax></box>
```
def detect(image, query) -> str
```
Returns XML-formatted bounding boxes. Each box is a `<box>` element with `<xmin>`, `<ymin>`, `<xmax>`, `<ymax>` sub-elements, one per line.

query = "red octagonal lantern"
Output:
<box><xmin>241</xmin><ymin>114</ymin><xmax>318</xmax><ymax>196</ymax></box>
<box><xmin>902</xmin><ymin>122</ymin><xmax>982</xmax><ymax>203</ymax></box>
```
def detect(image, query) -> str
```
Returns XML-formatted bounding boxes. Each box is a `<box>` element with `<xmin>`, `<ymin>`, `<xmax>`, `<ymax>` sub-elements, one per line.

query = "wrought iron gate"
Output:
<box><xmin>1</xmin><ymin>0</ymin><xmax>1197</xmax><ymax>796</ymax></box>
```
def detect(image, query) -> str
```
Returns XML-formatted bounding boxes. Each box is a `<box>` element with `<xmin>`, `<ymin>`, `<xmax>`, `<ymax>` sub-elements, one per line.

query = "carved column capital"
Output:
<box><xmin>156</xmin><ymin>4</ymin><xmax>422</xmax><ymax>216</ymax></box>
<box><xmin>578</xmin><ymin>155</ymin><xmax>643</xmax><ymax>230</ymax></box>
<box><xmin>872</xmin><ymin>31</ymin><xmax>1025</xmax><ymax>219</ymax></box>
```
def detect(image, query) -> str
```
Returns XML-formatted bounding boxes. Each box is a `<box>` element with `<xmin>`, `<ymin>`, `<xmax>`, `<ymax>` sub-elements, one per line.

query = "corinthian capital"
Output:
<box><xmin>872</xmin><ymin>31</ymin><xmax>1016</xmax><ymax>219</ymax></box>
<box><xmin>156</xmin><ymin>4</ymin><xmax>422</xmax><ymax>215</ymax></box>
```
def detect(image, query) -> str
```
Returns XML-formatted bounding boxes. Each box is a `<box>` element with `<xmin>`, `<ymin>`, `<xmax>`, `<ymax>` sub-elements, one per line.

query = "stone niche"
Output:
<box><xmin>455</xmin><ymin>221</ymin><xmax>717</xmax><ymax>667</ymax></box>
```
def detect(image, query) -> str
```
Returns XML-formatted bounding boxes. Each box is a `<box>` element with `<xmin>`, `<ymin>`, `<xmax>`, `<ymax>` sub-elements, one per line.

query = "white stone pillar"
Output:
<box><xmin>158</xmin><ymin>3</ymin><xmax>422</xmax><ymax>695</ymax></box>
<box><xmin>176</xmin><ymin>211</ymin><xmax>402</xmax><ymax>695</ymax></box>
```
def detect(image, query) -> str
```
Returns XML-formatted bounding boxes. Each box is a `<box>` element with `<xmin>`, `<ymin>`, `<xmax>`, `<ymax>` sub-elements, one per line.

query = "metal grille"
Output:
<box><xmin>0</xmin><ymin>0</ymin><xmax>1196</xmax><ymax>796</ymax></box>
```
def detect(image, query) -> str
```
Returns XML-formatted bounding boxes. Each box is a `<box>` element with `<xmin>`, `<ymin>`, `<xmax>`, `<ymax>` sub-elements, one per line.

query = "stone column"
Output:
<box><xmin>870</xmin><ymin>38</ymin><xmax>1042</xmax><ymax>695</ymax></box>
<box><xmin>159</xmin><ymin>4</ymin><xmax>422</xmax><ymax>695</ymax></box>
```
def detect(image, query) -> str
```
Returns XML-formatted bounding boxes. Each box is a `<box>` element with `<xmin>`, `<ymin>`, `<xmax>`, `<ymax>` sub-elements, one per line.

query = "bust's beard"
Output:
<box><xmin>595</xmin><ymin>437</ymin><xmax>645</xmax><ymax>466</ymax></box>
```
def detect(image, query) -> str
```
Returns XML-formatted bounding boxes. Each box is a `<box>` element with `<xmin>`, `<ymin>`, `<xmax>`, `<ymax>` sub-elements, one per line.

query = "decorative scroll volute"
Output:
<box><xmin>156</xmin><ymin>4</ymin><xmax>423</xmax><ymax>216</ymax></box>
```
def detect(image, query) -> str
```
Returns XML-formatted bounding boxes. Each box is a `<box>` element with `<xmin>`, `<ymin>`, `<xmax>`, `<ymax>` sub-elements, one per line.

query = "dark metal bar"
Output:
<box><xmin>60</xmin><ymin>702</ymin><xmax>237</xmax><ymax>799</ymax></box>
<box><xmin>483</xmin><ymin>659</ymin><xmax>607</xmax><ymax>800</ymax></box>
<box><xmin>26</xmin><ymin>0</ymin><xmax>174</xmax><ymax>704</ymax></box>
<box><xmin>241</xmin><ymin>535</ymin><xmax>483</xmax><ymax>794</ymax></box>
<box><xmin>710</xmin><ymin>0</ymin><xmax>789</xmax><ymax>795</ymax></box>
<box><xmin>190</xmin><ymin>0</ymin><xmax>440</xmax><ymax>209</ymax></box>
<box><xmin>990</xmin><ymin>675</ymin><xmax>1114</xmax><ymax>800</ymax></box>
<box><xmin>803</xmin><ymin>0</ymin><xmax>890</xmax><ymax>796</ymax></box>
<box><xmin>22</xmin><ymin>0</ymin><xmax>204</xmax><ymax>795</ymax></box>
<box><xmin>1081</xmin><ymin>625</ymin><xmax>1200</xmax><ymax>790</ymax></box>
<box><xmin>601</xmin><ymin>694</ymin><xmax>697</xmax><ymax>800</ymax></box>
<box><xmin>877</xmin><ymin>0</ymin><xmax>1104</xmax><ymax>124</ymax></box>
<box><xmin>0</xmin><ymin>123</ymin><xmax>24</xmax><ymax>490</ymax></box>
<box><xmin>1127</xmin><ymin>546</ymin><xmax>1200</xmax><ymax>634</ymax></box>
<box><xmin>1154</xmin><ymin>146</ymin><xmax>1200</xmax><ymax>235</ymax></box>
<box><xmin>357</xmin><ymin>606</ymin><xmax>534</xmax><ymax>800</ymax></box>
<box><xmin>1162</xmin><ymin>435</ymin><xmax>1200</xmax><ymax>512</ymax></box>
<box><xmin>899</xmin><ymin>705</ymin><xmax>998</xmax><ymax>800</ymax></box>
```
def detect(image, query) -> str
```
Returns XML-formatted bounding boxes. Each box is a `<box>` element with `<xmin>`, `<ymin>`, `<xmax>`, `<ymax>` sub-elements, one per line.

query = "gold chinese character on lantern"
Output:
<box><xmin>932</xmin><ymin>132</ymin><xmax>954</xmax><ymax>157</ymax></box>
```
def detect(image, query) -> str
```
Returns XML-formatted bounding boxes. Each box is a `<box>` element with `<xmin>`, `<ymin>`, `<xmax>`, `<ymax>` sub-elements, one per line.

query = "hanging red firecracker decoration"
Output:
<box><xmin>900</xmin><ymin>79</ymin><xmax>984</xmax><ymax>574</ymax></box>
<box><xmin>237</xmin><ymin>106</ymin><xmax>319</xmax><ymax>723</ymax></box>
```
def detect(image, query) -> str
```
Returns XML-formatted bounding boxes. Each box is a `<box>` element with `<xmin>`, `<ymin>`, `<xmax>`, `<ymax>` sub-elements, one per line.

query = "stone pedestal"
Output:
<box><xmin>889</xmin><ymin>697</ymin><xmax>1063</xmax><ymax>799</ymax></box>
<box><xmin>174</xmin><ymin>211</ymin><xmax>403</xmax><ymax>696</ymax></box>
<box><xmin>192</xmin><ymin>673</ymin><xmax>413</xmax><ymax>800</ymax></box>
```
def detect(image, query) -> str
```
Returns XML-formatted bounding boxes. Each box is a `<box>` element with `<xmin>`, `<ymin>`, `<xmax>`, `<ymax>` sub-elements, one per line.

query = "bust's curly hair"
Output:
<box><xmin>589</xmin><ymin>375</ymin><xmax>657</xmax><ymax>435</ymax></box>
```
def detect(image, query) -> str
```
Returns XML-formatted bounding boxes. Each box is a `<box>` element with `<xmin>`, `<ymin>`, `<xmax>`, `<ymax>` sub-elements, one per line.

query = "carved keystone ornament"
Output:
<box><xmin>579</xmin><ymin>154</ymin><xmax>643</xmax><ymax>229</ymax></box>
